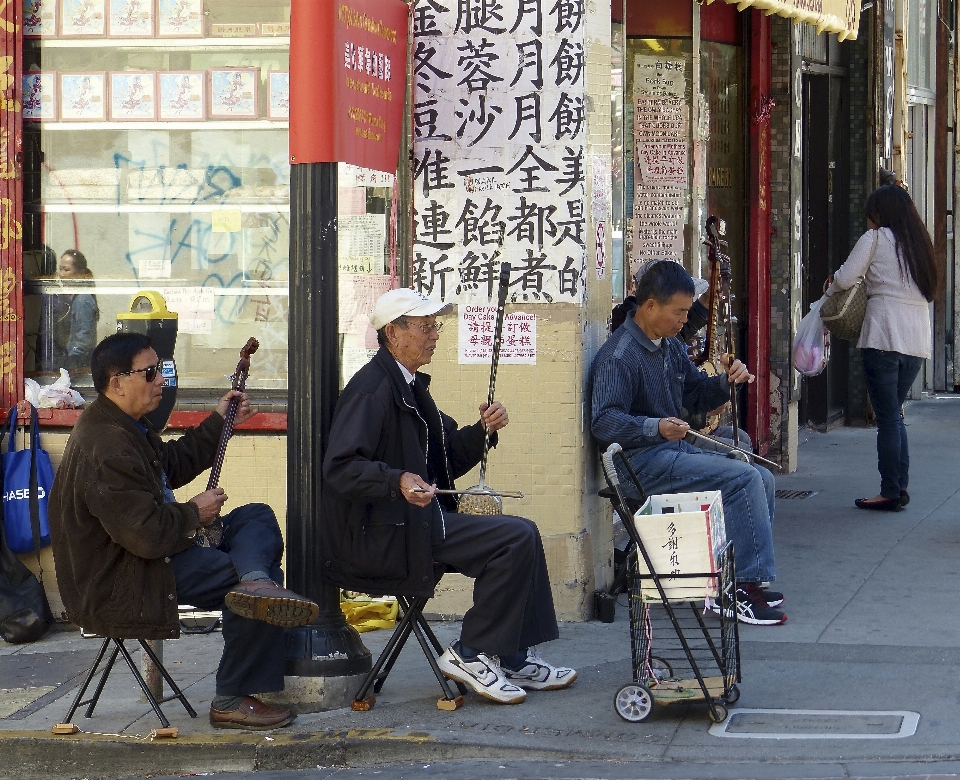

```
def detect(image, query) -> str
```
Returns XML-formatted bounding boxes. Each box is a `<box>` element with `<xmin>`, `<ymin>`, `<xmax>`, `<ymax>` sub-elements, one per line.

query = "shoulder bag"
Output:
<box><xmin>1</xmin><ymin>407</ymin><xmax>54</xmax><ymax>554</ymax></box>
<box><xmin>821</xmin><ymin>230</ymin><xmax>878</xmax><ymax>342</ymax></box>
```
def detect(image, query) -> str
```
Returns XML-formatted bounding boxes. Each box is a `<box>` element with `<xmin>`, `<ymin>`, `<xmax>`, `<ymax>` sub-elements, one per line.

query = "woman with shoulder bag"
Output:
<box><xmin>825</xmin><ymin>184</ymin><xmax>940</xmax><ymax>511</ymax></box>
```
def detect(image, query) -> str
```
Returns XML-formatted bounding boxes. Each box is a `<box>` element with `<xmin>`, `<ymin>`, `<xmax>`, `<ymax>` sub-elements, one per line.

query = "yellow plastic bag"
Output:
<box><xmin>339</xmin><ymin>593</ymin><xmax>398</xmax><ymax>633</ymax></box>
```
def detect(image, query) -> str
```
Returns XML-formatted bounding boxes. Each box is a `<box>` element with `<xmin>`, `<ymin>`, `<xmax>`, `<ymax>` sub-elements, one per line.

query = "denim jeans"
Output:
<box><xmin>861</xmin><ymin>348</ymin><xmax>924</xmax><ymax>499</ymax></box>
<box><xmin>625</xmin><ymin>441</ymin><xmax>777</xmax><ymax>584</ymax></box>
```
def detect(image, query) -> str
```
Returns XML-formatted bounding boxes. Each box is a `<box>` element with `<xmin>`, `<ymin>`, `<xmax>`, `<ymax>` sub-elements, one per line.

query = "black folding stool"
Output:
<box><xmin>351</xmin><ymin>569</ymin><xmax>468</xmax><ymax>712</ymax></box>
<box><xmin>61</xmin><ymin>637</ymin><xmax>197</xmax><ymax>728</ymax></box>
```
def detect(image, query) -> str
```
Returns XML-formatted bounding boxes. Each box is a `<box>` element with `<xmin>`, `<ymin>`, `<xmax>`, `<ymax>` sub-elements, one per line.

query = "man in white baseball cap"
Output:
<box><xmin>321</xmin><ymin>287</ymin><xmax>576</xmax><ymax>705</ymax></box>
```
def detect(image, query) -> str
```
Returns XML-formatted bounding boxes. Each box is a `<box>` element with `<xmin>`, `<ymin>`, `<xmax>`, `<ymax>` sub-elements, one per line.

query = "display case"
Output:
<box><xmin>22</xmin><ymin>0</ymin><xmax>295</xmax><ymax>396</ymax></box>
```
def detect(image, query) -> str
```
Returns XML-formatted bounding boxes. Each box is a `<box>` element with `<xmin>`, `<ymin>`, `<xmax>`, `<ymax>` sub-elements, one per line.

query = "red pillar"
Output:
<box><xmin>747</xmin><ymin>9</ymin><xmax>772</xmax><ymax>455</ymax></box>
<box><xmin>0</xmin><ymin>1</ymin><xmax>23</xmax><ymax>409</ymax></box>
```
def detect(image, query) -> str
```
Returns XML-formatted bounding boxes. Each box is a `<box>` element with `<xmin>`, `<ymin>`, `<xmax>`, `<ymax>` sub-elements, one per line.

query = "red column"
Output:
<box><xmin>0</xmin><ymin>1</ymin><xmax>23</xmax><ymax>408</ymax></box>
<box><xmin>747</xmin><ymin>9</ymin><xmax>772</xmax><ymax>455</ymax></box>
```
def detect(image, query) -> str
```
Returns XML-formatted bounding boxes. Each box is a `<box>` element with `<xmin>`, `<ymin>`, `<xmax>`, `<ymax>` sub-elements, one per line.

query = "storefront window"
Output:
<box><xmin>22</xmin><ymin>0</ymin><xmax>292</xmax><ymax>397</ymax></box>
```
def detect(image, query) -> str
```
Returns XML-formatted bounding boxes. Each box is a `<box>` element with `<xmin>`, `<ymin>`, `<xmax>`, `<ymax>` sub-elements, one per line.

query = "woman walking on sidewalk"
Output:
<box><xmin>826</xmin><ymin>184</ymin><xmax>940</xmax><ymax>511</ymax></box>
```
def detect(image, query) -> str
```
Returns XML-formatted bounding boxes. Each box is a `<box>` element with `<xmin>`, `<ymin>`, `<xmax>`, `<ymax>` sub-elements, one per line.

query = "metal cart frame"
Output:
<box><xmin>601</xmin><ymin>443</ymin><xmax>741</xmax><ymax>723</ymax></box>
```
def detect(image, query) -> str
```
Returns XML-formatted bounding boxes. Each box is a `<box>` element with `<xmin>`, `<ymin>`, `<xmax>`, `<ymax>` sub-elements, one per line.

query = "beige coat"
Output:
<box><xmin>828</xmin><ymin>227</ymin><xmax>931</xmax><ymax>359</ymax></box>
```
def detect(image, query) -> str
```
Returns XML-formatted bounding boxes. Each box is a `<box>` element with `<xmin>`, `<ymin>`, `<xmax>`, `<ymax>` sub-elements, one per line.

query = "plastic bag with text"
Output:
<box><xmin>24</xmin><ymin>370</ymin><xmax>86</xmax><ymax>409</ymax></box>
<box><xmin>793</xmin><ymin>297</ymin><xmax>831</xmax><ymax>377</ymax></box>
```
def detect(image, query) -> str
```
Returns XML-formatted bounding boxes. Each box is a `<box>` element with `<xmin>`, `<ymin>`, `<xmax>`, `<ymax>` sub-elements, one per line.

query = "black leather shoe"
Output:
<box><xmin>855</xmin><ymin>497</ymin><xmax>903</xmax><ymax>512</ymax></box>
<box><xmin>900</xmin><ymin>489</ymin><xmax>910</xmax><ymax>506</ymax></box>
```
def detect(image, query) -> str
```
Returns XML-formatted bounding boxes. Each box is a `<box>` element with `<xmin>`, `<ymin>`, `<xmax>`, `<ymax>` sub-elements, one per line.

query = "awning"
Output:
<box><xmin>703</xmin><ymin>0</ymin><xmax>861</xmax><ymax>41</ymax></box>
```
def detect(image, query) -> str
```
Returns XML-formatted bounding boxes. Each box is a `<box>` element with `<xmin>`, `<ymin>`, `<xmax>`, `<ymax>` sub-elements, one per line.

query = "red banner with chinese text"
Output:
<box><xmin>0</xmin><ymin>0</ymin><xmax>22</xmax><ymax>407</ymax></box>
<box><xmin>290</xmin><ymin>0</ymin><xmax>408</xmax><ymax>174</ymax></box>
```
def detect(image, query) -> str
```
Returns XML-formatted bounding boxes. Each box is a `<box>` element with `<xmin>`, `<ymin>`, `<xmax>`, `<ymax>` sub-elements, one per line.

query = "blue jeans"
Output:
<box><xmin>625</xmin><ymin>441</ymin><xmax>777</xmax><ymax>584</ymax></box>
<box><xmin>861</xmin><ymin>348</ymin><xmax>924</xmax><ymax>500</ymax></box>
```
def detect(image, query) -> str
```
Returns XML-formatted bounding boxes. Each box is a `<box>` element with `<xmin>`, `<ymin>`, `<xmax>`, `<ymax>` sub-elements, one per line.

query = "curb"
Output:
<box><xmin>1</xmin><ymin>727</ymin><xmax>588</xmax><ymax>780</ymax></box>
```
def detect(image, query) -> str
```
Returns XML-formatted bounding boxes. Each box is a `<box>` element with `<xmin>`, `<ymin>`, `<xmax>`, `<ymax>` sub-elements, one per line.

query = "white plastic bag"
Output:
<box><xmin>24</xmin><ymin>370</ymin><xmax>86</xmax><ymax>409</ymax></box>
<box><xmin>793</xmin><ymin>297</ymin><xmax>830</xmax><ymax>377</ymax></box>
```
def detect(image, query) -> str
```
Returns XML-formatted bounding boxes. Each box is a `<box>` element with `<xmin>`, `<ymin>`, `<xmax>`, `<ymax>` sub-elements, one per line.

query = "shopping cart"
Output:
<box><xmin>601</xmin><ymin>443</ymin><xmax>741</xmax><ymax>723</ymax></box>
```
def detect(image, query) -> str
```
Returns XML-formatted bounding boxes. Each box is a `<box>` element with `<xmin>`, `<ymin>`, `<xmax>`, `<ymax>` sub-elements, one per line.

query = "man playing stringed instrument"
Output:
<box><xmin>590</xmin><ymin>261</ymin><xmax>786</xmax><ymax>626</ymax></box>
<box><xmin>322</xmin><ymin>289</ymin><xmax>576</xmax><ymax>705</ymax></box>
<box><xmin>49</xmin><ymin>332</ymin><xmax>319</xmax><ymax>730</ymax></box>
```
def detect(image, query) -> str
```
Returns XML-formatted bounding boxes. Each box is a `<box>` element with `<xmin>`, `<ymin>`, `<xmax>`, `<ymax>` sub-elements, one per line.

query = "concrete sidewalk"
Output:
<box><xmin>5</xmin><ymin>397</ymin><xmax>960</xmax><ymax>780</ymax></box>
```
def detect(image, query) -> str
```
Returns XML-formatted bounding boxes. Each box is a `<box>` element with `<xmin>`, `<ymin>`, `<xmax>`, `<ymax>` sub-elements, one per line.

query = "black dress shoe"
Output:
<box><xmin>900</xmin><ymin>489</ymin><xmax>910</xmax><ymax>506</ymax></box>
<box><xmin>855</xmin><ymin>497</ymin><xmax>904</xmax><ymax>512</ymax></box>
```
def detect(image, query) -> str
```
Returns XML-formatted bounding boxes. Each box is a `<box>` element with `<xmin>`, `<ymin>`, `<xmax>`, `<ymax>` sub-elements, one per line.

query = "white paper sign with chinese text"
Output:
<box><xmin>458</xmin><ymin>306</ymin><xmax>536</xmax><ymax>364</ymax></box>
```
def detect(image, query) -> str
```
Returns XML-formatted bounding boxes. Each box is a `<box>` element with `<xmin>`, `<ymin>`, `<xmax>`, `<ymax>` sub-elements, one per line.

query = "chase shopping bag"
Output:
<box><xmin>1</xmin><ymin>408</ymin><xmax>54</xmax><ymax>554</ymax></box>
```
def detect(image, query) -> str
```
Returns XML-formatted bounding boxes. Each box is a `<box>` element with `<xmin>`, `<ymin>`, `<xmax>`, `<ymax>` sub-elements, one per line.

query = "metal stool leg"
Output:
<box><xmin>352</xmin><ymin>600</ymin><xmax>420</xmax><ymax>709</ymax></box>
<box><xmin>113</xmin><ymin>640</ymin><xmax>171</xmax><ymax>728</ymax></box>
<box><xmin>62</xmin><ymin>637</ymin><xmax>112</xmax><ymax>724</ymax></box>
<box><xmin>138</xmin><ymin>640</ymin><xmax>198</xmax><ymax>718</ymax></box>
<box><xmin>82</xmin><ymin>644</ymin><xmax>122</xmax><ymax>718</ymax></box>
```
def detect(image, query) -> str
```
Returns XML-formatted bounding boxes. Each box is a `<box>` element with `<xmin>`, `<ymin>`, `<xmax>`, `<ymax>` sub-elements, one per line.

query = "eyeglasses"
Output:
<box><xmin>115</xmin><ymin>361</ymin><xmax>163</xmax><ymax>383</ymax></box>
<box><xmin>412</xmin><ymin>321</ymin><xmax>443</xmax><ymax>335</ymax></box>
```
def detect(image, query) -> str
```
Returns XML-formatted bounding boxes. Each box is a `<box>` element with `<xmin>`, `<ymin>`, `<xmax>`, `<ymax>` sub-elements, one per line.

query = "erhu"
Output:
<box><xmin>685</xmin><ymin>217</ymin><xmax>780</xmax><ymax>472</ymax></box>
<box><xmin>453</xmin><ymin>262</ymin><xmax>525</xmax><ymax>515</ymax></box>
<box><xmin>195</xmin><ymin>337</ymin><xmax>259</xmax><ymax>547</ymax></box>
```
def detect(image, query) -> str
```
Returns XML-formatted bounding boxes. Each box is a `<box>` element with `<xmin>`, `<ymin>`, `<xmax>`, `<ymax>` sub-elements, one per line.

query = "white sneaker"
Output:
<box><xmin>437</xmin><ymin>645</ymin><xmax>526</xmax><ymax>704</ymax></box>
<box><xmin>502</xmin><ymin>647</ymin><xmax>578</xmax><ymax>691</ymax></box>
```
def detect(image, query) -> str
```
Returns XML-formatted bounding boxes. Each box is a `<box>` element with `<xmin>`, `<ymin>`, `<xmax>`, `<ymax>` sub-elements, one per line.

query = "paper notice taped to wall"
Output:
<box><xmin>164</xmin><ymin>287</ymin><xmax>215</xmax><ymax>334</ymax></box>
<box><xmin>459</xmin><ymin>306</ymin><xmax>536</xmax><ymax>365</ymax></box>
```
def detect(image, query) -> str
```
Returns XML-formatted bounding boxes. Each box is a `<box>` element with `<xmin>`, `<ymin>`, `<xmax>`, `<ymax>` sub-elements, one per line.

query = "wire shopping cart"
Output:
<box><xmin>601</xmin><ymin>443</ymin><xmax>741</xmax><ymax>723</ymax></box>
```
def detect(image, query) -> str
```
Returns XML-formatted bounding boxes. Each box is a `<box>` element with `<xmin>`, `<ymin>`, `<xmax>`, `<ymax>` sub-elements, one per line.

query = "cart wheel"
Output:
<box><xmin>722</xmin><ymin>685</ymin><xmax>740</xmax><ymax>705</ymax></box>
<box><xmin>708</xmin><ymin>702</ymin><xmax>728</xmax><ymax>723</ymax></box>
<box><xmin>615</xmin><ymin>683</ymin><xmax>654</xmax><ymax>723</ymax></box>
<box><xmin>649</xmin><ymin>657</ymin><xmax>673</xmax><ymax>681</ymax></box>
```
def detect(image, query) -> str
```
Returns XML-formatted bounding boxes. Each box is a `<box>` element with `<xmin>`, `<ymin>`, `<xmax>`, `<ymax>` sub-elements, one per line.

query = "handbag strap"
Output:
<box><xmin>27</xmin><ymin>406</ymin><xmax>44</xmax><ymax>581</ymax></box>
<box><xmin>2</xmin><ymin>407</ymin><xmax>16</xmax><ymax>454</ymax></box>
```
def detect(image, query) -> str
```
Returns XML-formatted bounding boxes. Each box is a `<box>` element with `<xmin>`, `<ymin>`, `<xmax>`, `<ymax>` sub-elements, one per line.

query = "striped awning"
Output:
<box><xmin>703</xmin><ymin>0</ymin><xmax>861</xmax><ymax>41</ymax></box>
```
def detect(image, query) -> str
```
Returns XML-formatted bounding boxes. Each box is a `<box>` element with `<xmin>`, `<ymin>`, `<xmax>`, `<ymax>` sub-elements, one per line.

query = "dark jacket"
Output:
<box><xmin>321</xmin><ymin>348</ymin><xmax>491</xmax><ymax>597</ymax></box>
<box><xmin>49</xmin><ymin>395</ymin><xmax>223</xmax><ymax>639</ymax></box>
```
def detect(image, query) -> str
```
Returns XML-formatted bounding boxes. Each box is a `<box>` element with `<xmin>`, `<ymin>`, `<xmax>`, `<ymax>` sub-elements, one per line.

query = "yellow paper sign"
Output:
<box><xmin>212</xmin><ymin>209</ymin><xmax>242</xmax><ymax>233</ymax></box>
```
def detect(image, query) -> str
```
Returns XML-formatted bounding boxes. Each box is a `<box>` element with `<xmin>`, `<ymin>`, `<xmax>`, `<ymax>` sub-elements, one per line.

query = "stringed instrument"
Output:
<box><xmin>195</xmin><ymin>337</ymin><xmax>259</xmax><ymax>547</ymax></box>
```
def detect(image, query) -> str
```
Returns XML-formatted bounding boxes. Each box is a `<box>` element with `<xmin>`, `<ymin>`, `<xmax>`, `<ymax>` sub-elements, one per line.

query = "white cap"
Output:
<box><xmin>633</xmin><ymin>259</ymin><xmax>710</xmax><ymax>298</ymax></box>
<box><xmin>369</xmin><ymin>288</ymin><xmax>452</xmax><ymax>330</ymax></box>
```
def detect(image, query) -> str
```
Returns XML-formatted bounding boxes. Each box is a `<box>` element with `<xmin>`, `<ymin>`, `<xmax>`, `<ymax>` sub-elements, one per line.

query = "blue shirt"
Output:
<box><xmin>589</xmin><ymin>314</ymin><xmax>731</xmax><ymax>452</ymax></box>
<box><xmin>130</xmin><ymin>416</ymin><xmax>177</xmax><ymax>504</ymax></box>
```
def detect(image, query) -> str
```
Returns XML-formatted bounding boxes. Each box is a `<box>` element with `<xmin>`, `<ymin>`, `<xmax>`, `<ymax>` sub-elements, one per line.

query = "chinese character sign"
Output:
<box><xmin>459</xmin><ymin>305</ymin><xmax>536</xmax><ymax>364</ymax></box>
<box><xmin>412</xmin><ymin>0</ymin><xmax>588</xmax><ymax>305</ymax></box>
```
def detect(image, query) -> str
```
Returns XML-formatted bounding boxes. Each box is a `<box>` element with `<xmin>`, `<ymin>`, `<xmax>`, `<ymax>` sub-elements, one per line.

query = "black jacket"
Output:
<box><xmin>321</xmin><ymin>348</ymin><xmax>492</xmax><ymax>597</ymax></box>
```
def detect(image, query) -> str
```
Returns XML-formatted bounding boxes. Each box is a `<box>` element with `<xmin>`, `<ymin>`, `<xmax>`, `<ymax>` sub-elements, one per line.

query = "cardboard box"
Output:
<box><xmin>632</xmin><ymin>491</ymin><xmax>726</xmax><ymax>602</ymax></box>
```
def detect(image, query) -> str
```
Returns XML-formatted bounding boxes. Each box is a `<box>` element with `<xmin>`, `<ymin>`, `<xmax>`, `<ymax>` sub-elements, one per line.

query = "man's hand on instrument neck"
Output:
<box><xmin>217</xmin><ymin>390</ymin><xmax>257</xmax><ymax>425</ymax></box>
<box><xmin>720</xmin><ymin>355</ymin><xmax>754</xmax><ymax>385</ymax></box>
<box><xmin>190</xmin><ymin>488</ymin><xmax>228</xmax><ymax>525</ymax></box>
<box><xmin>480</xmin><ymin>401</ymin><xmax>509</xmax><ymax>433</ymax></box>
<box><xmin>400</xmin><ymin>472</ymin><xmax>436</xmax><ymax>507</ymax></box>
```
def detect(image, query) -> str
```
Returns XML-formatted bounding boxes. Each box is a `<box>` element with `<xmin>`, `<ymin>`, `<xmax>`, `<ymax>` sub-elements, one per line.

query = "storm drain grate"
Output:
<box><xmin>775</xmin><ymin>489</ymin><xmax>818</xmax><ymax>500</ymax></box>
<box><xmin>709</xmin><ymin>708</ymin><xmax>920</xmax><ymax>739</ymax></box>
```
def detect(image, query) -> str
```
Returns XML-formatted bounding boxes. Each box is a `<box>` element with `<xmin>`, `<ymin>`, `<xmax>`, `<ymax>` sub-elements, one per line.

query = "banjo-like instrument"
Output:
<box><xmin>195</xmin><ymin>337</ymin><xmax>259</xmax><ymax>547</ymax></box>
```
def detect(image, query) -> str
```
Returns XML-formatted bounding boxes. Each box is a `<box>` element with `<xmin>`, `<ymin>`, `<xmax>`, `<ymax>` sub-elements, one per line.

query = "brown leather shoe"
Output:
<box><xmin>209</xmin><ymin>696</ymin><xmax>295</xmax><ymax>730</ymax></box>
<box><xmin>224</xmin><ymin>581</ymin><xmax>319</xmax><ymax>627</ymax></box>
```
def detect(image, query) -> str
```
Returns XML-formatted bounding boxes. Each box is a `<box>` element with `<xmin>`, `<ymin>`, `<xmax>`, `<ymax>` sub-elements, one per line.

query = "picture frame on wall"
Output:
<box><xmin>107</xmin><ymin>0</ymin><xmax>155</xmax><ymax>37</ymax></box>
<box><xmin>157</xmin><ymin>0</ymin><xmax>204</xmax><ymax>38</ymax></box>
<box><xmin>25</xmin><ymin>0</ymin><xmax>57</xmax><ymax>37</ymax></box>
<box><xmin>109</xmin><ymin>71</ymin><xmax>157</xmax><ymax>120</ymax></box>
<box><xmin>59</xmin><ymin>0</ymin><xmax>106</xmax><ymax>37</ymax></box>
<box><xmin>23</xmin><ymin>73</ymin><xmax>56</xmax><ymax>121</ymax></box>
<box><xmin>266</xmin><ymin>71</ymin><xmax>288</xmax><ymax>120</ymax></box>
<box><xmin>159</xmin><ymin>71</ymin><xmax>204</xmax><ymax>120</ymax></box>
<box><xmin>59</xmin><ymin>72</ymin><xmax>106</xmax><ymax>120</ymax></box>
<box><xmin>209</xmin><ymin>68</ymin><xmax>259</xmax><ymax>119</ymax></box>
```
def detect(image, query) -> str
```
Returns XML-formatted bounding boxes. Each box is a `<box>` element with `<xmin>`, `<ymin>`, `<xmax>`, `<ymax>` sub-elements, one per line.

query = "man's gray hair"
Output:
<box><xmin>376</xmin><ymin>315</ymin><xmax>408</xmax><ymax>347</ymax></box>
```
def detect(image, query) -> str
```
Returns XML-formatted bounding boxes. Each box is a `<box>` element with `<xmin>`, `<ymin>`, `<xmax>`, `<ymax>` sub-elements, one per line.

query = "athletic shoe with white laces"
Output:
<box><xmin>706</xmin><ymin>583</ymin><xmax>787</xmax><ymax>626</ymax></box>
<box><xmin>437</xmin><ymin>645</ymin><xmax>526</xmax><ymax>704</ymax></box>
<box><xmin>501</xmin><ymin>647</ymin><xmax>578</xmax><ymax>691</ymax></box>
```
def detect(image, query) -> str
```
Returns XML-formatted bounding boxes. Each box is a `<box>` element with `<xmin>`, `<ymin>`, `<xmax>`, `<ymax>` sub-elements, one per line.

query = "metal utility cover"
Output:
<box><xmin>709</xmin><ymin>709</ymin><xmax>920</xmax><ymax>739</ymax></box>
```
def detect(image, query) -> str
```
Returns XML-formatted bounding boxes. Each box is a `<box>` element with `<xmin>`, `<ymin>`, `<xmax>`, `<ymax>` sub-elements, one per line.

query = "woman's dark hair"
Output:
<box><xmin>865</xmin><ymin>185</ymin><xmax>940</xmax><ymax>301</ymax></box>
<box><xmin>634</xmin><ymin>259</ymin><xmax>696</xmax><ymax>306</ymax></box>
<box><xmin>91</xmin><ymin>332</ymin><xmax>152</xmax><ymax>393</ymax></box>
<box><xmin>61</xmin><ymin>248</ymin><xmax>93</xmax><ymax>278</ymax></box>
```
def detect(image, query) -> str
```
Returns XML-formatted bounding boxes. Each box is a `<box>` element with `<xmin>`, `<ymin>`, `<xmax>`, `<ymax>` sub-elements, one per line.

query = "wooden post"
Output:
<box><xmin>140</xmin><ymin>640</ymin><xmax>163</xmax><ymax>700</ymax></box>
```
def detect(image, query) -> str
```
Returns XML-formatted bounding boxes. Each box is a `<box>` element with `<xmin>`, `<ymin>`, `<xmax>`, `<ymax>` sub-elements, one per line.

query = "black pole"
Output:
<box><xmin>284</xmin><ymin>161</ymin><xmax>370</xmax><ymax>680</ymax></box>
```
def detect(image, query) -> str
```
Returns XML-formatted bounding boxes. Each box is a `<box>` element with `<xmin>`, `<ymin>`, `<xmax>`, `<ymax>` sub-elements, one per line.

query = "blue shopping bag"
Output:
<box><xmin>1</xmin><ymin>408</ymin><xmax>54</xmax><ymax>555</ymax></box>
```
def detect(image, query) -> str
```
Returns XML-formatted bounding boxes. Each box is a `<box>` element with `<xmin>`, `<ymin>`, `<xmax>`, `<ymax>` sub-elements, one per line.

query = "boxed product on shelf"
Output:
<box><xmin>25</xmin><ymin>0</ymin><xmax>57</xmax><ymax>37</ymax></box>
<box><xmin>107</xmin><ymin>0</ymin><xmax>155</xmax><ymax>37</ymax></box>
<box><xmin>60</xmin><ymin>0</ymin><xmax>106</xmax><ymax>37</ymax></box>
<box><xmin>157</xmin><ymin>0</ymin><xmax>204</xmax><ymax>38</ymax></box>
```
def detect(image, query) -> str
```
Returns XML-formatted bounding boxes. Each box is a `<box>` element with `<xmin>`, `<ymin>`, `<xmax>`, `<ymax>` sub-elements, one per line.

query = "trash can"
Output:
<box><xmin>117</xmin><ymin>291</ymin><xmax>178</xmax><ymax>431</ymax></box>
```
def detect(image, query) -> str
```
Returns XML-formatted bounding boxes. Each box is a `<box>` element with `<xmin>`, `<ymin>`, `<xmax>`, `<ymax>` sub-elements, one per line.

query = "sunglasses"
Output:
<box><xmin>115</xmin><ymin>361</ymin><xmax>163</xmax><ymax>383</ymax></box>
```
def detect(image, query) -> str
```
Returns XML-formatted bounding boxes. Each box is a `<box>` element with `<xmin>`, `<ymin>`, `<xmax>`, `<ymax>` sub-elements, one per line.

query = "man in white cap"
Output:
<box><xmin>320</xmin><ymin>288</ymin><xmax>576</xmax><ymax>705</ymax></box>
